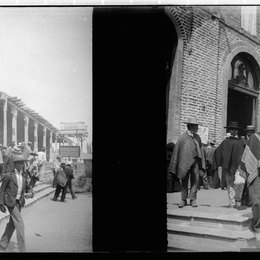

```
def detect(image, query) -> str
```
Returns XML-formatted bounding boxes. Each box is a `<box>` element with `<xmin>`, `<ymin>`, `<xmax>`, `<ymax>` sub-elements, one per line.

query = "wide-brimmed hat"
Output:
<box><xmin>244</xmin><ymin>125</ymin><xmax>255</xmax><ymax>132</ymax></box>
<box><xmin>29</xmin><ymin>151</ymin><xmax>38</xmax><ymax>156</ymax></box>
<box><xmin>224</xmin><ymin>121</ymin><xmax>242</xmax><ymax>129</ymax></box>
<box><xmin>184</xmin><ymin>116</ymin><xmax>200</xmax><ymax>125</ymax></box>
<box><xmin>13</xmin><ymin>147</ymin><xmax>22</xmax><ymax>154</ymax></box>
<box><xmin>13</xmin><ymin>154</ymin><xmax>27</xmax><ymax>162</ymax></box>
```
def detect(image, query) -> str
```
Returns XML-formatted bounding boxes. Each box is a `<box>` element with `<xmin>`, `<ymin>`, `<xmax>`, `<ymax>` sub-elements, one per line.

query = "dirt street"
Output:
<box><xmin>0</xmin><ymin>192</ymin><xmax>92</xmax><ymax>252</ymax></box>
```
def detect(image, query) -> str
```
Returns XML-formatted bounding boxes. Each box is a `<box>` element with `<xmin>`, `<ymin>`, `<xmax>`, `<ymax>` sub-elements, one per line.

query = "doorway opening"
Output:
<box><xmin>227</xmin><ymin>88</ymin><xmax>255</xmax><ymax>136</ymax></box>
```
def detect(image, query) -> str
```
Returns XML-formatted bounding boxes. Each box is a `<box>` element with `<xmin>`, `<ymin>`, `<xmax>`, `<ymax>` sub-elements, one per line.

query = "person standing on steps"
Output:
<box><xmin>212</xmin><ymin>121</ymin><xmax>245</xmax><ymax>208</ymax></box>
<box><xmin>168</xmin><ymin>116</ymin><xmax>205</xmax><ymax>208</ymax></box>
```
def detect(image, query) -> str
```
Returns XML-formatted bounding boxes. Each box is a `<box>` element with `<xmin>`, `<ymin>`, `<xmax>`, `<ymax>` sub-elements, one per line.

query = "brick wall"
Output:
<box><xmin>167</xmin><ymin>6</ymin><xmax>260</xmax><ymax>144</ymax></box>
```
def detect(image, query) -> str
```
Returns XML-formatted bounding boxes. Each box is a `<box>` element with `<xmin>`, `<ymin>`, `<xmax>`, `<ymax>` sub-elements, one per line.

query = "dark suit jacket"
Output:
<box><xmin>0</xmin><ymin>171</ymin><xmax>33</xmax><ymax>208</ymax></box>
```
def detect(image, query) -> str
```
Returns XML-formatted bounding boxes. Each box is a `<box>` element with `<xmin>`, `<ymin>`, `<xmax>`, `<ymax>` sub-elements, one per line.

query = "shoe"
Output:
<box><xmin>191</xmin><ymin>200</ymin><xmax>198</xmax><ymax>207</ymax></box>
<box><xmin>51</xmin><ymin>198</ymin><xmax>57</xmax><ymax>202</ymax></box>
<box><xmin>228</xmin><ymin>204</ymin><xmax>236</xmax><ymax>208</ymax></box>
<box><xmin>178</xmin><ymin>200</ymin><xmax>187</xmax><ymax>208</ymax></box>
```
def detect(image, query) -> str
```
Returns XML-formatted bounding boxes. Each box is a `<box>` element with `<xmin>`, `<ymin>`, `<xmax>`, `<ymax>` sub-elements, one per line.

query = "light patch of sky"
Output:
<box><xmin>0</xmin><ymin>7</ymin><xmax>92</xmax><ymax>142</ymax></box>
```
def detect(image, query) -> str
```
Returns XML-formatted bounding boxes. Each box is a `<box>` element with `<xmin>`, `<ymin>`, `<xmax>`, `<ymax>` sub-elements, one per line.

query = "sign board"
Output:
<box><xmin>59</xmin><ymin>146</ymin><xmax>80</xmax><ymax>158</ymax></box>
<box><xmin>197</xmin><ymin>126</ymin><xmax>209</xmax><ymax>145</ymax></box>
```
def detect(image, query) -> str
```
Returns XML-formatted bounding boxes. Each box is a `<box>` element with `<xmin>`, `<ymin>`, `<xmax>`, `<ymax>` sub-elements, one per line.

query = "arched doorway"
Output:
<box><xmin>227</xmin><ymin>52</ymin><xmax>260</xmax><ymax>136</ymax></box>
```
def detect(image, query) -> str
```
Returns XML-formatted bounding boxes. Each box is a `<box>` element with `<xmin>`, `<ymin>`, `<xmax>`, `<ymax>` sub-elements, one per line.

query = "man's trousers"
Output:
<box><xmin>0</xmin><ymin>201</ymin><xmax>25</xmax><ymax>251</ymax></box>
<box><xmin>181</xmin><ymin>161</ymin><xmax>199</xmax><ymax>201</ymax></box>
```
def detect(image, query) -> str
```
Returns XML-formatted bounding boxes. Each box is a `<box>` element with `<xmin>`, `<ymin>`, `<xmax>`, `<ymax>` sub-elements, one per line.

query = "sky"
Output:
<box><xmin>0</xmin><ymin>7</ymin><xmax>92</xmax><ymax>142</ymax></box>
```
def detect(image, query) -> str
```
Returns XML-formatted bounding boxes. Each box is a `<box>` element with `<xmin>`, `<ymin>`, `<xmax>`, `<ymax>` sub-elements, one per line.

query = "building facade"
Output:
<box><xmin>166</xmin><ymin>6</ymin><xmax>260</xmax><ymax>145</ymax></box>
<box><xmin>0</xmin><ymin>91</ymin><xmax>59</xmax><ymax>161</ymax></box>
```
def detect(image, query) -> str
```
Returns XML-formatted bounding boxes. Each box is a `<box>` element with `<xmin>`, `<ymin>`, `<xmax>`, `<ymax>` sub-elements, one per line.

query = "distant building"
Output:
<box><xmin>0</xmin><ymin>91</ymin><xmax>59</xmax><ymax>161</ymax></box>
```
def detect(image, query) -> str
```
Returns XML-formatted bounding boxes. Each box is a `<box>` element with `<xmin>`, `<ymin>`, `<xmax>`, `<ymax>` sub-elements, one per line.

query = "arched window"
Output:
<box><xmin>229</xmin><ymin>53</ymin><xmax>259</xmax><ymax>95</ymax></box>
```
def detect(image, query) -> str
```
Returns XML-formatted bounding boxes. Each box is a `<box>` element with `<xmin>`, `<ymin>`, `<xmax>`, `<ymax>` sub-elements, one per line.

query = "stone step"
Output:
<box><xmin>167</xmin><ymin>223</ymin><xmax>257</xmax><ymax>252</ymax></box>
<box><xmin>32</xmin><ymin>181</ymin><xmax>53</xmax><ymax>195</ymax></box>
<box><xmin>167</xmin><ymin>207</ymin><xmax>253</xmax><ymax>231</ymax></box>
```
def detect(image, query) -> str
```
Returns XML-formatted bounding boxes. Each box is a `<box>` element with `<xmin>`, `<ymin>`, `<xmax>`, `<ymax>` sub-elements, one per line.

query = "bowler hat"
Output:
<box><xmin>244</xmin><ymin>125</ymin><xmax>255</xmax><ymax>132</ymax></box>
<box><xmin>224</xmin><ymin>121</ymin><xmax>241</xmax><ymax>129</ymax></box>
<box><xmin>184</xmin><ymin>116</ymin><xmax>200</xmax><ymax>125</ymax></box>
<box><xmin>13</xmin><ymin>154</ymin><xmax>27</xmax><ymax>162</ymax></box>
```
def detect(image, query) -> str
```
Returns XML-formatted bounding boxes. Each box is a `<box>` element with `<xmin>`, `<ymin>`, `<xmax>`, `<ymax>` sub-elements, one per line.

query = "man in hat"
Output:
<box><xmin>52</xmin><ymin>162</ymin><xmax>68</xmax><ymax>202</ymax></box>
<box><xmin>212</xmin><ymin>121</ymin><xmax>245</xmax><ymax>208</ymax></box>
<box><xmin>168</xmin><ymin>116</ymin><xmax>205</xmax><ymax>208</ymax></box>
<box><xmin>2</xmin><ymin>147</ymin><xmax>22</xmax><ymax>175</ymax></box>
<box><xmin>245</xmin><ymin>125</ymin><xmax>255</xmax><ymax>141</ymax></box>
<box><xmin>26</xmin><ymin>151</ymin><xmax>39</xmax><ymax>188</ymax></box>
<box><xmin>5</xmin><ymin>141</ymin><xmax>16</xmax><ymax>157</ymax></box>
<box><xmin>65</xmin><ymin>161</ymin><xmax>77</xmax><ymax>200</ymax></box>
<box><xmin>0</xmin><ymin>154</ymin><xmax>34</xmax><ymax>252</ymax></box>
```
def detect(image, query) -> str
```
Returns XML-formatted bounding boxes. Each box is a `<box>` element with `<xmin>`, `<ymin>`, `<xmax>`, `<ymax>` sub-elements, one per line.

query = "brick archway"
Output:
<box><xmin>221</xmin><ymin>42</ymin><xmax>260</xmax><ymax>138</ymax></box>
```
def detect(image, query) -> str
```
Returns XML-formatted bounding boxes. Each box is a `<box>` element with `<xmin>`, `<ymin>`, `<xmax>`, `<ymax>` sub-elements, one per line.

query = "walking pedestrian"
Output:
<box><xmin>65</xmin><ymin>162</ymin><xmax>77</xmax><ymax>200</ymax></box>
<box><xmin>52</xmin><ymin>163</ymin><xmax>68</xmax><ymax>202</ymax></box>
<box><xmin>0</xmin><ymin>154</ymin><xmax>34</xmax><ymax>252</ymax></box>
<box><xmin>168</xmin><ymin>116</ymin><xmax>205</xmax><ymax>208</ymax></box>
<box><xmin>212</xmin><ymin>121</ymin><xmax>245</xmax><ymax>208</ymax></box>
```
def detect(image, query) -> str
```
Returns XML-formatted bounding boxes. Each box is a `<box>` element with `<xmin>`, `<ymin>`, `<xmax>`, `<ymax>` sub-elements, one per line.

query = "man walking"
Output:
<box><xmin>168</xmin><ymin>116</ymin><xmax>205</xmax><ymax>208</ymax></box>
<box><xmin>0</xmin><ymin>154</ymin><xmax>34</xmax><ymax>252</ymax></box>
<box><xmin>65</xmin><ymin>162</ymin><xmax>77</xmax><ymax>200</ymax></box>
<box><xmin>52</xmin><ymin>162</ymin><xmax>68</xmax><ymax>202</ymax></box>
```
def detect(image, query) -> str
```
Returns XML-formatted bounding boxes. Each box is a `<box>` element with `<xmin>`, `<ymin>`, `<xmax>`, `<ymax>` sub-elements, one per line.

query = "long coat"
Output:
<box><xmin>168</xmin><ymin>132</ymin><xmax>205</xmax><ymax>180</ymax></box>
<box><xmin>0</xmin><ymin>171</ymin><xmax>33</xmax><ymax>208</ymax></box>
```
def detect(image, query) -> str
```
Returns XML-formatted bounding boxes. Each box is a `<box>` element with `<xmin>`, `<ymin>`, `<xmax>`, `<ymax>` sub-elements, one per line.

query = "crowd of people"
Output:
<box><xmin>0</xmin><ymin>141</ymin><xmax>77</xmax><ymax>252</ymax></box>
<box><xmin>167</xmin><ymin>116</ymin><xmax>260</xmax><ymax>234</ymax></box>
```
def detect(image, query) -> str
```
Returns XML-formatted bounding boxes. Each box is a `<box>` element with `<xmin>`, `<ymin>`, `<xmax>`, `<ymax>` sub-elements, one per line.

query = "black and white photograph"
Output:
<box><xmin>166</xmin><ymin>5</ymin><xmax>260</xmax><ymax>252</ymax></box>
<box><xmin>0</xmin><ymin>5</ymin><xmax>92</xmax><ymax>252</ymax></box>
